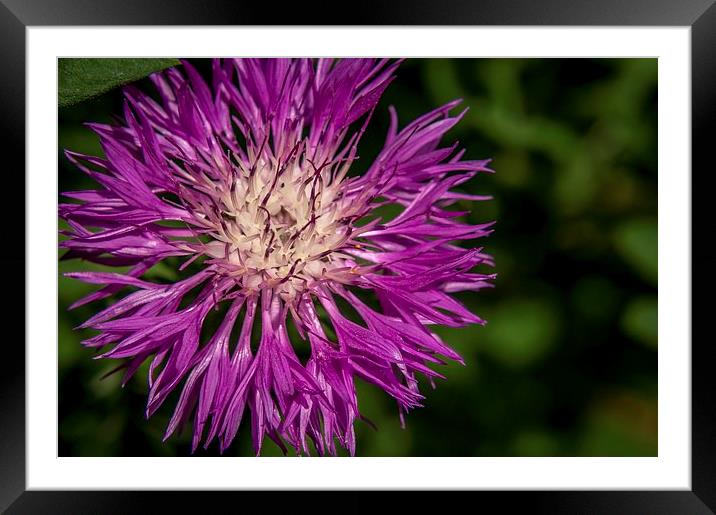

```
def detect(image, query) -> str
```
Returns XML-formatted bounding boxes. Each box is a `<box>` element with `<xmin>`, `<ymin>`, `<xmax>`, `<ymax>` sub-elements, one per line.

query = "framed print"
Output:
<box><xmin>2</xmin><ymin>0</ymin><xmax>712</xmax><ymax>512</ymax></box>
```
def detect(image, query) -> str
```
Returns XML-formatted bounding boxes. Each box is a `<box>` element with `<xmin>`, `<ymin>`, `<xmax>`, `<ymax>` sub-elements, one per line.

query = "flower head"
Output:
<box><xmin>60</xmin><ymin>58</ymin><xmax>495</xmax><ymax>455</ymax></box>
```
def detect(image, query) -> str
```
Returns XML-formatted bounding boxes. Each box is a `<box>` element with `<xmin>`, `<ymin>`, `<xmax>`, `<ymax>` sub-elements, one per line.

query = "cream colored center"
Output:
<box><xmin>205</xmin><ymin>157</ymin><xmax>353</xmax><ymax>296</ymax></box>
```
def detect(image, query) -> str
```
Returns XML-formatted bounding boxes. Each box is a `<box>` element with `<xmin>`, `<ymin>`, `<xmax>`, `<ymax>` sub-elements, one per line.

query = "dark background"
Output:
<box><xmin>58</xmin><ymin>58</ymin><xmax>657</xmax><ymax>457</ymax></box>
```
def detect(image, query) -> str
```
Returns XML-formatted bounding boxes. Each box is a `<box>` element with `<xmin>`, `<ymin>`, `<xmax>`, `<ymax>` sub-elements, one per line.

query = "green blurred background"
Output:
<box><xmin>58</xmin><ymin>58</ymin><xmax>657</xmax><ymax>457</ymax></box>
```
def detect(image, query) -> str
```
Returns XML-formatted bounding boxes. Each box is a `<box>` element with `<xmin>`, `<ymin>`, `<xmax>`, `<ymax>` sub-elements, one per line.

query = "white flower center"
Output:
<box><xmin>203</xmin><ymin>155</ymin><xmax>356</xmax><ymax>298</ymax></box>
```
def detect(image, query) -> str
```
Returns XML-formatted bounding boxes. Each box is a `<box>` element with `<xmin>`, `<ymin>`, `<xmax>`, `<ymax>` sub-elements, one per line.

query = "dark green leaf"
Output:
<box><xmin>58</xmin><ymin>58</ymin><xmax>180</xmax><ymax>108</ymax></box>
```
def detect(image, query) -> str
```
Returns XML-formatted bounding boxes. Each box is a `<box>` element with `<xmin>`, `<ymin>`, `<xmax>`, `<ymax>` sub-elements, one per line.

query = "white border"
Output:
<box><xmin>27</xmin><ymin>27</ymin><xmax>690</xmax><ymax>490</ymax></box>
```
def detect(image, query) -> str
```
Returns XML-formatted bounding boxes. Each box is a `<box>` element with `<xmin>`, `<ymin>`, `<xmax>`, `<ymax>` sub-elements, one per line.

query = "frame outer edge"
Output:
<box><xmin>0</xmin><ymin>1</ymin><xmax>27</xmax><ymax>513</ymax></box>
<box><xmin>3</xmin><ymin>0</ymin><xmax>713</xmax><ymax>512</ymax></box>
<box><xmin>0</xmin><ymin>0</ymin><xmax>715</xmax><ymax>25</ymax></box>
<box><xmin>692</xmin><ymin>1</ymin><xmax>716</xmax><ymax>513</ymax></box>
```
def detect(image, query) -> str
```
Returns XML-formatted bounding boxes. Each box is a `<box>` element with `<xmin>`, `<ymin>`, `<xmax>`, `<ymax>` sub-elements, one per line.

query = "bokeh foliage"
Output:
<box><xmin>58</xmin><ymin>58</ymin><xmax>657</xmax><ymax>457</ymax></box>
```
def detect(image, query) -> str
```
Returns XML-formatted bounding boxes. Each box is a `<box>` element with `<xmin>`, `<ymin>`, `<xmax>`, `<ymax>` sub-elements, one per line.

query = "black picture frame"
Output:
<box><xmin>2</xmin><ymin>0</ymin><xmax>711</xmax><ymax>512</ymax></box>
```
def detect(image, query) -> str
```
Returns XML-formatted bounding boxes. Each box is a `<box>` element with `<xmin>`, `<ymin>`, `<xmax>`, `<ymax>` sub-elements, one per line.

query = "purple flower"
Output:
<box><xmin>60</xmin><ymin>58</ymin><xmax>495</xmax><ymax>456</ymax></box>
